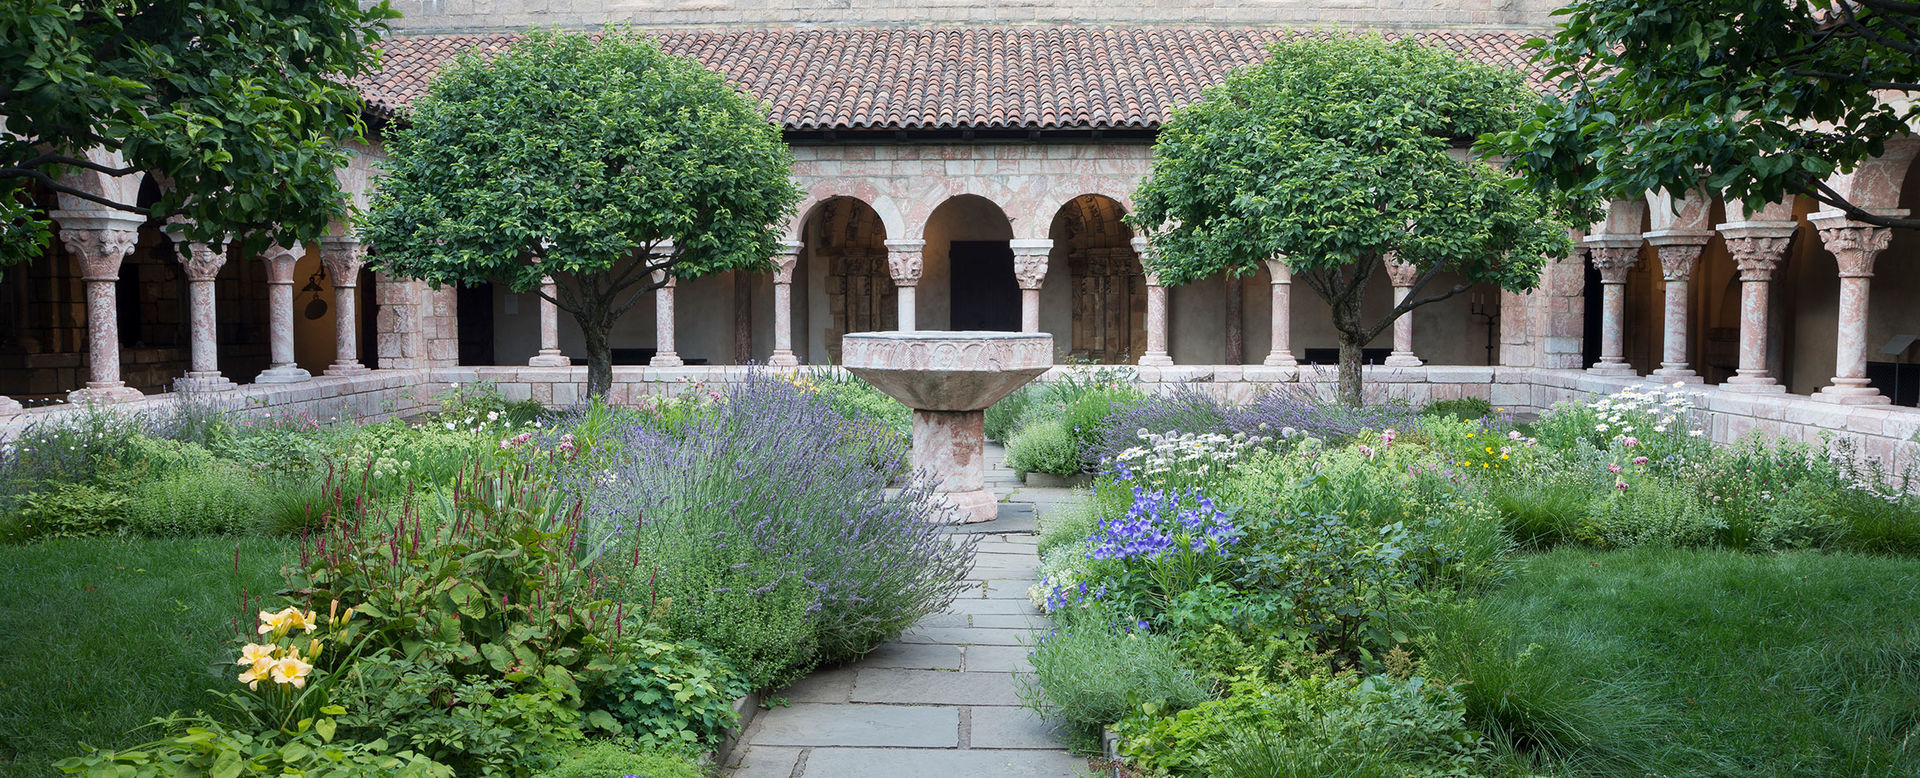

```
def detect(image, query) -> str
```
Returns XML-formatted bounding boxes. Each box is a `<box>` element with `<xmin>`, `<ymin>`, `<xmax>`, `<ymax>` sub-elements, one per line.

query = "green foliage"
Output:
<box><xmin>122</xmin><ymin>462</ymin><xmax>274</xmax><ymax>537</ymax></box>
<box><xmin>54</xmin><ymin>709</ymin><xmax>452</xmax><ymax>777</ymax></box>
<box><xmin>1016</xmin><ymin>619</ymin><xmax>1210</xmax><ymax>732</ymax></box>
<box><xmin>1422</xmin><ymin>397</ymin><xmax>1494</xmax><ymax>423</ymax></box>
<box><xmin>593</xmin><ymin>636</ymin><xmax>748</xmax><ymax>751</ymax></box>
<box><xmin>1</xmin><ymin>483</ymin><xmax>127</xmax><ymax>542</ymax></box>
<box><xmin>1579</xmin><ymin>474</ymin><xmax>1725</xmax><ymax>550</ymax></box>
<box><xmin>335</xmin><ymin>656</ymin><xmax>584</xmax><ymax>777</ymax></box>
<box><xmin>0</xmin><ymin>0</ymin><xmax>397</xmax><ymax>265</ymax></box>
<box><xmin>1007</xmin><ymin>417</ymin><xmax>1082</xmax><ymax>477</ymax></box>
<box><xmin>1486</xmin><ymin>0</ymin><xmax>1920</xmax><ymax>231</ymax></box>
<box><xmin>985</xmin><ymin>384</ymin><xmax>1036</xmax><ymax>442</ymax></box>
<box><xmin>1486</xmin><ymin>471</ymin><xmax>1593</xmax><ymax>548</ymax></box>
<box><xmin>1131</xmin><ymin>34</ymin><xmax>1572</xmax><ymax>403</ymax></box>
<box><xmin>365</xmin><ymin>28</ymin><xmax>803</xmax><ymax>396</ymax></box>
<box><xmin>802</xmin><ymin>370</ymin><xmax>912</xmax><ymax>472</ymax></box>
<box><xmin>532</xmin><ymin>740</ymin><xmax>702</xmax><ymax>778</ymax></box>
<box><xmin>1115</xmin><ymin>674</ymin><xmax>1486</xmax><ymax>778</ymax></box>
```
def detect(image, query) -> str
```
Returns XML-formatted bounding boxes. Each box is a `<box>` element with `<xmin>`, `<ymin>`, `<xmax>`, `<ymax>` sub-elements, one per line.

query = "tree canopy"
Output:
<box><xmin>1485</xmin><ymin>0</ymin><xmax>1920</xmax><ymax>229</ymax></box>
<box><xmin>1130</xmin><ymin>34</ymin><xmax>1573</xmax><ymax>405</ymax></box>
<box><xmin>0</xmin><ymin>0</ymin><xmax>396</xmax><ymax>262</ymax></box>
<box><xmin>364</xmin><ymin>28</ymin><xmax>802</xmax><ymax>398</ymax></box>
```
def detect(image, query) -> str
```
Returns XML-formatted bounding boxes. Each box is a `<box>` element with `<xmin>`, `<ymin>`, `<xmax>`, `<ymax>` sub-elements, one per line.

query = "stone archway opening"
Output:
<box><xmin>1047</xmin><ymin>194</ymin><xmax>1143</xmax><ymax>363</ymax></box>
<box><xmin>924</xmin><ymin>195</ymin><xmax>1017</xmax><ymax>332</ymax></box>
<box><xmin>803</xmin><ymin>196</ymin><xmax>892</xmax><ymax>363</ymax></box>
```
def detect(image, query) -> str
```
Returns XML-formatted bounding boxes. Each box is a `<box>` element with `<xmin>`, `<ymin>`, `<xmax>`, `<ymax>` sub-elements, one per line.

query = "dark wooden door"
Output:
<box><xmin>948</xmin><ymin>240</ymin><xmax>1019</xmax><ymax>331</ymax></box>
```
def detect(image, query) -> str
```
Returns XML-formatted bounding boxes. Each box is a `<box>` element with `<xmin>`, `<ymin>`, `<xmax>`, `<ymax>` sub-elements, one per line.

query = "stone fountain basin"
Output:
<box><xmin>840</xmin><ymin>331</ymin><xmax>1054</xmax><ymax>410</ymax></box>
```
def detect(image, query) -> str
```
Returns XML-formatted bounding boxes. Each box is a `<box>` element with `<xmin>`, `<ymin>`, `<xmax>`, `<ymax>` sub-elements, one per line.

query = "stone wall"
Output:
<box><xmin>381</xmin><ymin>0</ymin><xmax>1564</xmax><ymax>32</ymax></box>
<box><xmin>0</xmin><ymin>370</ymin><xmax>433</xmax><ymax>439</ymax></box>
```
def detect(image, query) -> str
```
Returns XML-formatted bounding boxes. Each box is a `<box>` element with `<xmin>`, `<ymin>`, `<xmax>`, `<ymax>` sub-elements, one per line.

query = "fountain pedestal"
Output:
<box><xmin>842</xmin><ymin>331</ymin><xmax>1053</xmax><ymax>523</ymax></box>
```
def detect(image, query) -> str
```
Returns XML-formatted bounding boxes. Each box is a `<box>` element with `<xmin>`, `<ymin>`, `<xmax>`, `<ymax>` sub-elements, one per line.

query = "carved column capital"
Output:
<box><xmin>1382</xmin><ymin>255</ymin><xmax>1419</xmax><ymax>287</ymax></box>
<box><xmin>259</xmin><ymin>243</ymin><xmax>305</xmax><ymax>285</ymax></box>
<box><xmin>883</xmin><ymin>239</ymin><xmax>925</xmax><ymax>286</ymax></box>
<box><xmin>1584</xmin><ymin>236</ymin><xmax>1643</xmax><ymax>284</ymax></box>
<box><xmin>1009</xmin><ymin>238</ymin><xmax>1053</xmax><ymax>291</ymax></box>
<box><xmin>1718</xmin><ymin>220</ymin><xmax>1796</xmax><ymax>281</ymax></box>
<box><xmin>1810</xmin><ymin>210</ymin><xmax>1902</xmax><ymax>279</ymax></box>
<box><xmin>1265</xmin><ymin>257</ymin><xmax>1291</xmax><ymax>284</ymax></box>
<box><xmin>651</xmin><ymin>268</ymin><xmax>678</xmax><ymax>288</ymax></box>
<box><xmin>52</xmin><ymin>210</ymin><xmax>146</xmax><ymax>280</ymax></box>
<box><xmin>1645</xmin><ymin>229</ymin><xmax>1712</xmax><ymax>281</ymax></box>
<box><xmin>317</xmin><ymin>235</ymin><xmax>366</xmax><ymax>286</ymax></box>
<box><xmin>772</xmin><ymin>240</ymin><xmax>802</xmax><ymax>284</ymax></box>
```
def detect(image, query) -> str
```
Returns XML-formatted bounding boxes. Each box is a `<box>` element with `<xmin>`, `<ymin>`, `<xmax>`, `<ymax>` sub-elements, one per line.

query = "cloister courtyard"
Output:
<box><xmin>5</xmin><ymin>1</ymin><xmax>1920</xmax><ymax>777</ymax></box>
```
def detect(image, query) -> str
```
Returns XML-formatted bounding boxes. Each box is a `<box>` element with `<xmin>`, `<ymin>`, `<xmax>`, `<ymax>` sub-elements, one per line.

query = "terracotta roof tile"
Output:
<box><xmin>356</xmin><ymin>27</ymin><xmax>1544</xmax><ymax>131</ymax></box>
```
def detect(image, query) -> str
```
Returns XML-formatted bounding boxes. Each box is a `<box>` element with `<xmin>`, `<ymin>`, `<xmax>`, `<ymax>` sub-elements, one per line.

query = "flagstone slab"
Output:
<box><xmin>850</xmin><ymin>669</ymin><xmax>1022</xmax><ymax>706</ymax></box>
<box><xmin>798</xmin><ymin>747</ymin><xmax>1087</xmax><ymax>777</ymax></box>
<box><xmin>751</xmin><ymin>703</ymin><xmax>959</xmax><ymax>748</ymax></box>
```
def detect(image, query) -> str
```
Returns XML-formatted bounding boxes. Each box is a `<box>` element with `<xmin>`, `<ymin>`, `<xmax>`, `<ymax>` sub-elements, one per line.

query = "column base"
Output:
<box><xmin>324</xmin><ymin>362</ymin><xmax>371</xmax><ymax>377</ymax></box>
<box><xmin>767</xmin><ymin>352</ymin><xmax>799</xmax><ymax>368</ymax></box>
<box><xmin>1383</xmin><ymin>354</ymin><xmax>1423</xmax><ymax>367</ymax></box>
<box><xmin>1721</xmin><ymin>374</ymin><xmax>1787</xmax><ymax>394</ymax></box>
<box><xmin>650</xmin><ymin>354</ymin><xmax>685</xmax><ymax>367</ymax></box>
<box><xmin>528</xmin><ymin>353</ymin><xmax>572</xmax><ymax>367</ymax></box>
<box><xmin>257</xmin><ymin>365</ymin><xmax>312</xmax><ymax>384</ymax></box>
<box><xmin>1138</xmin><ymin>353</ymin><xmax>1173</xmax><ymax>366</ymax></box>
<box><xmin>1814</xmin><ymin>380</ymin><xmax>1890</xmax><ymax>405</ymax></box>
<box><xmin>937</xmin><ymin>488</ymin><xmax>1001</xmax><ymax>525</ymax></box>
<box><xmin>69</xmin><ymin>383</ymin><xmax>145</xmax><ymax>404</ymax></box>
<box><xmin>1648</xmin><ymin>366</ymin><xmax>1703</xmax><ymax>383</ymax></box>
<box><xmin>1262</xmin><ymin>353</ymin><xmax>1298</xmax><ymax>367</ymax></box>
<box><xmin>177</xmin><ymin>372</ymin><xmax>236</xmax><ymax>392</ymax></box>
<box><xmin>0</xmin><ymin>396</ymin><xmax>23</xmax><ymax>413</ymax></box>
<box><xmin>1587</xmin><ymin>361</ymin><xmax>1636</xmax><ymax>376</ymax></box>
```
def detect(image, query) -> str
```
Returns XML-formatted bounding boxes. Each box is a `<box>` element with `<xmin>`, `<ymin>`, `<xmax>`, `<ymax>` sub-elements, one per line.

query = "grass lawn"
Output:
<box><xmin>1490</xmin><ymin>547</ymin><xmax>1920</xmax><ymax>777</ymax></box>
<box><xmin>0</xmin><ymin>536</ymin><xmax>289</xmax><ymax>776</ymax></box>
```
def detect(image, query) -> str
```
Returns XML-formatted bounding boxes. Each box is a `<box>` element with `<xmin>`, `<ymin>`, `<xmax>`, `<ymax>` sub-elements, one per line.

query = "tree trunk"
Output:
<box><xmin>1336</xmin><ymin>332</ymin><xmax>1364</xmax><ymax>407</ymax></box>
<box><xmin>582</xmin><ymin>323</ymin><xmax>613</xmax><ymax>401</ymax></box>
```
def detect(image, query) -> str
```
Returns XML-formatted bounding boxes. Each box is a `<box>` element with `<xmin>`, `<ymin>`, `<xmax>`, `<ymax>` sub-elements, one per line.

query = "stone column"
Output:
<box><xmin>1009</xmin><ymin>238</ymin><xmax>1052</xmax><ymax>334</ymax></box>
<box><xmin>1262</xmin><ymin>257</ymin><xmax>1297</xmax><ymax>366</ymax></box>
<box><xmin>650</xmin><ymin>270</ymin><xmax>684</xmax><ymax>367</ymax></box>
<box><xmin>317</xmin><ymin>235</ymin><xmax>369</xmax><ymax>375</ymax></box>
<box><xmin>1717</xmin><ymin>220</ymin><xmax>1797</xmax><ymax>392</ymax></box>
<box><xmin>769</xmin><ymin>240</ymin><xmax>802</xmax><ymax>367</ymax></box>
<box><xmin>527</xmin><ymin>277</ymin><xmax>571</xmax><ymax>366</ymax></box>
<box><xmin>1382</xmin><ymin>256</ymin><xmax>1423</xmax><ymax>367</ymax></box>
<box><xmin>884</xmin><ymin>239</ymin><xmax>925</xmax><ymax>331</ymax></box>
<box><xmin>1644</xmin><ymin>230</ymin><xmax>1714</xmax><ymax>382</ymax></box>
<box><xmin>166</xmin><ymin>222</ymin><xmax>236</xmax><ymax>391</ymax></box>
<box><xmin>1810</xmin><ymin>210</ymin><xmax>1906</xmax><ymax>404</ymax></box>
<box><xmin>1135</xmin><ymin>237</ymin><xmax>1173</xmax><ymax>366</ymax></box>
<box><xmin>1585</xmin><ymin>237</ymin><xmax>1643</xmax><ymax>374</ymax></box>
<box><xmin>50</xmin><ymin>210</ymin><xmax>147</xmax><ymax>403</ymax></box>
<box><xmin>257</xmin><ymin>243</ymin><xmax>311</xmax><ymax>383</ymax></box>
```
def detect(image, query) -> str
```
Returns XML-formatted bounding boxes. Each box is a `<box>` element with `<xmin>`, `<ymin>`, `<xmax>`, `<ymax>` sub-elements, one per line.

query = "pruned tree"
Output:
<box><xmin>0</xmin><ymin>0</ymin><xmax>396</xmax><ymax>260</ymax></box>
<box><xmin>363</xmin><ymin>29</ymin><xmax>803</xmax><ymax>398</ymax></box>
<box><xmin>1130</xmin><ymin>35</ymin><xmax>1574</xmax><ymax>406</ymax></box>
<box><xmin>1486</xmin><ymin>0</ymin><xmax>1920</xmax><ymax>229</ymax></box>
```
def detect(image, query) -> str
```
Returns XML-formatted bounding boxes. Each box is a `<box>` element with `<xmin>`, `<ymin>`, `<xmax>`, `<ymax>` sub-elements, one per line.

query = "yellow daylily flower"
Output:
<box><xmin>238</xmin><ymin>658</ymin><xmax>274</xmax><ymax>690</ymax></box>
<box><xmin>238</xmin><ymin>643</ymin><xmax>277</xmax><ymax>666</ymax></box>
<box><xmin>271</xmin><ymin>654</ymin><xmax>313</xmax><ymax>689</ymax></box>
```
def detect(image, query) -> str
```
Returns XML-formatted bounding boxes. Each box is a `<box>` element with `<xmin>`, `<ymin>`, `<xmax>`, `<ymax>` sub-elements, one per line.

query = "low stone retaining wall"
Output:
<box><xmin>0</xmin><ymin>370</ymin><xmax>432</xmax><ymax>438</ymax></box>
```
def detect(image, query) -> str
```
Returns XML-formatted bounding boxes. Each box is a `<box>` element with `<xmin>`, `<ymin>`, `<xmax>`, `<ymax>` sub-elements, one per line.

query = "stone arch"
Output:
<box><xmin>50</xmin><ymin>148</ymin><xmax>146</xmax><ymax>214</ymax></box>
<box><xmin>790</xmin><ymin>183</ymin><xmax>907</xmax><ymax>244</ymax></box>
<box><xmin>1821</xmin><ymin>134</ymin><xmax>1920</xmax><ymax>211</ymax></box>
<box><xmin>801</xmin><ymin>196</ymin><xmax>892</xmax><ymax>362</ymax></box>
<box><xmin>1047</xmin><ymin>194</ymin><xmax>1144</xmax><ymax>363</ymax></box>
<box><xmin>922</xmin><ymin>194</ymin><xmax>1017</xmax><ymax>330</ymax></box>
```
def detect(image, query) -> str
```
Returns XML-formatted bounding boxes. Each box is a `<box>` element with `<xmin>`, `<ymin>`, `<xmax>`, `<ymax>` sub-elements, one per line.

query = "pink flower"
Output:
<box><xmin>1622</xmin><ymin>436</ymin><xmax>1640</xmax><ymax>448</ymax></box>
<box><xmin>1632</xmin><ymin>456</ymin><xmax>1649</xmax><ymax>466</ymax></box>
<box><xmin>1380</xmin><ymin>429</ymin><xmax>1397</xmax><ymax>446</ymax></box>
<box><xmin>1608</xmin><ymin>463</ymin><xmax>1622</xmax><ymax>474</ymax></box>
<box><xmin>1357</xmin><ymin>444</ymin><xmax>1375</xmax><ymax>459</ymax></box>
<box><xmin>1615</xmin><ymin>480</ymin><xmax>1630</xmax><ymax>492</ymax></box>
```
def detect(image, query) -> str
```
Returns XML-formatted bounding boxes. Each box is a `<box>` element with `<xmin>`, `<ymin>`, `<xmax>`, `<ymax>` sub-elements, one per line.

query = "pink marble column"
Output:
<box><xmin>1585</xmin><ymin>237</ymin><xmax>1643</xmax><ymax>374</ymax></box>
<box><xmin>1644</xmin><ymin>230</ymin><xmax>1713</xmax><ymax>382</ymax></box>
<box><xmin>1382</xmin><ymin>256</ymin><xmax>1423</xmax><ymax>367</ymax></box>
<box><xmin>1810</xmin><ymin>210</ymin><xmax>1906</xmax><ymax>404</ymax></box>
<box><xmin>257</xmin><ymin>243</ymin><xmax>311</xmax><ymax>383</ymax></box>
<box><xmin>1717</xmin><ymin>220</ymin><xmax>1796</xmax><ymax>392</ymax></box>
<box><xmin>1262</xmin><ymin>257</ymin><xmax>1297</xmax><ymax>366</ymax></box>
<box><xmin>1135</xmin><ymin>237</ymin><xmax>1173</xmax><ymax>366</ymax></box>
<box><xmin>650</xmin><ymin>270</ymin><xmax>684</xmax><ymax>367</ymax></box>
<box><xmin>528</xmin><ymin>276</ymin><xmax>570</xmax><ymax>367</ymax></box>
<box><xmin>1010</xmin><ymin>238</ymin><xmax>1052</xmax><ymax>334</ymax></box>
<box><xmin>166</xmin><ymin>221</ymin><xmax>237</xmax><ymax>391</ymax></box>
<box><xmin>317</xmin><ymin>235</ymin><xmax>369</xmax><ymax>375</ymax></box>
<box><xmin>50</xmin><ymin>210</ymin><xmax>147</xmax><ymax>403</ymax></box>
<box><xmin>884</xmin><ymin>239</ymin><xmax>925</xmax><ymax>331</ymax></box>
<box><xmin>769</xmin><ymin>240</ymin><xmax>803</xmax><ymax>367</ymax></box>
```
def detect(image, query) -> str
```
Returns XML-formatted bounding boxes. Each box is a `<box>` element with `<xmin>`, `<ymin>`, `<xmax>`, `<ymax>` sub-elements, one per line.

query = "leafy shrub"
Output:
<box><xmin>1107</xmin><ymin>428</ymin><xmax>1274</xmax><ymax>492</ymax></box>
<box><xmin>1059</xmin><ymin>385</ymin><xmax>1147</xmax><ymax>468</ymax></box>
<box><xmin>532</xmin><ymin>740</ymin><xmax>703</xmax><ymax>778</ymax></box>
<box><xmin>1037</xmin><ymin>496</ymin><xmax>1103</xmax><ymax>556</ymax></box>
<box><xmin>1094</xmin><ymin>384</ymin><xmax>1232</xmax><ymax>464</ymax></box>
<box><xmin>0</xmin><ymin>405</ymin><xmax>149</xmax><ymax>493</ymax></box>
<box><xmin>1007</xmin><ymin>417</ymin><xmax>1082</xmax><ymax>476</ymax></box>
<box><xmin>1040</xmin><ymin>488</ymin><xmax>1241</xmax><ymax>624</ymax></box>
<box><xmin>336</xmin><ymin>655</ymin><xmax>586</xmax><ymax>776</ymax></box>
<box><xmin>54</xmin><ymin>710</ymin><xmax>453</xmax><ymax>777</ymax></box>
<box><xmin>1421</xmin><ymin>396</ymin><xmax>1493</xmax><ymax>422</ymax></box>
<box><xmin>1530</xmin><ymin>384</ymin><xmax>1708</xmax><ymax>472</ymax></box>
<box><xmin>1579</xmin><ymin>474</ymin><xmax>1724</xmax><ymax>549</ymax></box>
<box><xmin>1017</xmin><ymin>619</ymin><xmax>1209</xmax><ymax>732</ymax></box>
<box><xmin>579</xmin><ymin>372</ymin><xmax>974</xmax><ymax>690</ymax></box>
<box><xmin>0</xmin><ymin>482</ymin><xmax>127</xmax><ymax>541</ymax></box>
<box><xmin>593</xmin><ymin>636</ymin><xmax>748</xmax><ymax>751</ymax></box>
<box><xmin>1487</xmin><ymin>470</ymin><xmax>1593</xmax><ymax>548</ymax></box>
<box><xmin>1115</xmin><ymin>674</ymin><xmax>1486</xmax><ymax>778</ymax></box>
<box><xmin>437</xmin><ymin>380</ymin><xmax>545</xmax><ymax>426</ymax></box>
<box><xmin>985</xmin><ymin>383</ymin><xmax>1036</xmax><ymax>442</ymax></box>
<box><xmin>122</xmin><ymin>462</ymin><xmax>275</xmax><ymax>537</ymax></box>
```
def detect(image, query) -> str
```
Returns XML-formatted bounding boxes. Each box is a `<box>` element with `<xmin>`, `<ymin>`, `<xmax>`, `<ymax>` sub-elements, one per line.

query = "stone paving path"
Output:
<box><xmin>725</xmin><ymin>446</ymin><xmax>1089</xmax><ymax>777</ymax></box>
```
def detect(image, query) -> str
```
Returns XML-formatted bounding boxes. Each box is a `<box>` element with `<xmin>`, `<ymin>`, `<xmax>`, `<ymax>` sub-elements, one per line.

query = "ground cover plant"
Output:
<box><xmin>1021</xmin><ymin>379</ymin><xmax>1920</xmax><ymax>777</ymax></box>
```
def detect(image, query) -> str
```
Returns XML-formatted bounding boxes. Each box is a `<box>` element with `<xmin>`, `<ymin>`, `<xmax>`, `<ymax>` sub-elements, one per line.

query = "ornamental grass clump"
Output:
<box><xmin>577</xmin><ymin>372</ymin><xmax>975</xmax><ymax>690</ymax></box>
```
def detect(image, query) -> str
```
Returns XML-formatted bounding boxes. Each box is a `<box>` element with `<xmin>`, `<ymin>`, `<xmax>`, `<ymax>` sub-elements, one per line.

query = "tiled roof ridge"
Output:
<box><xmin>357</xmin><ymin>25</ymin><xmax>1547</xmax><ymax>131</ymax></box>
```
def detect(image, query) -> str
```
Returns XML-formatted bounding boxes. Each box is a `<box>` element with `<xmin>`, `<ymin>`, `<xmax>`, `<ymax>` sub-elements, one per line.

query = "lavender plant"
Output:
<box><xmin>575</xmin><ymin>372</ymin><xmax>975</xmax><ymax>689</ymax></box>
